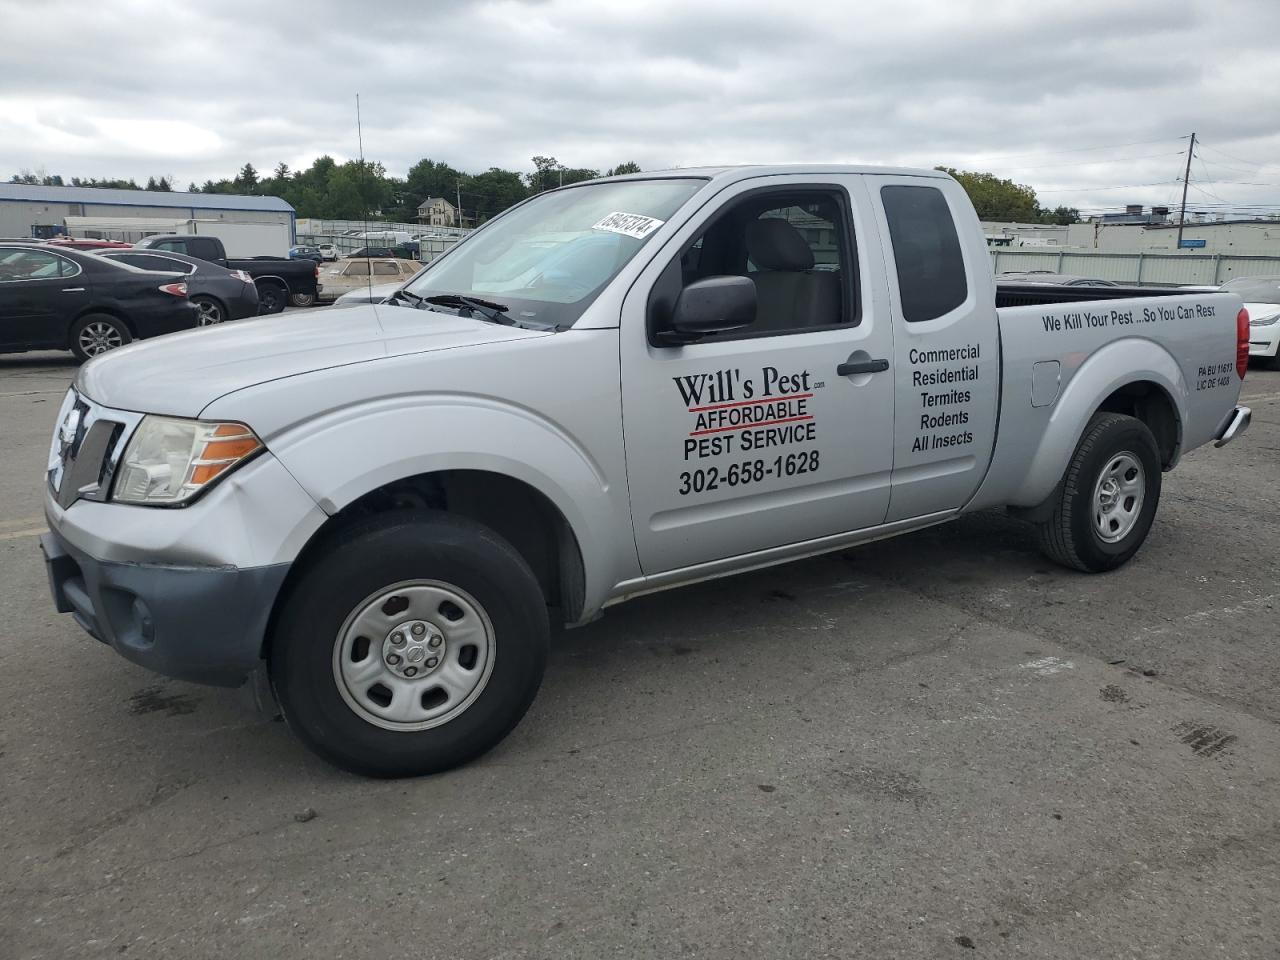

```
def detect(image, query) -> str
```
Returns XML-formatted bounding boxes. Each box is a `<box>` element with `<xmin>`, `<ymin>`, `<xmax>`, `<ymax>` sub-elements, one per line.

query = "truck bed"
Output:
<box><xmin>995</xmin><ymin>283</ymin><xmax>1190</xmax><ymax>309</ymax></box>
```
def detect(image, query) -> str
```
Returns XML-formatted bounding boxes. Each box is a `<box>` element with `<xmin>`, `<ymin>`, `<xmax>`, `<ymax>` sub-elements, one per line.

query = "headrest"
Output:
<box><xmin>746</xmin><ymin>218</ymin><xmax>814</xmax><ymax>272</ymax></box>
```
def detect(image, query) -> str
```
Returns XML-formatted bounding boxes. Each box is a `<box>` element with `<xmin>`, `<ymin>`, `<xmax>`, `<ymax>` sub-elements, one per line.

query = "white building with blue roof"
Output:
<box><xmin>0</xmin><ymin>182</ymin><xmax>295</xmax><ymax>245</ymax></box>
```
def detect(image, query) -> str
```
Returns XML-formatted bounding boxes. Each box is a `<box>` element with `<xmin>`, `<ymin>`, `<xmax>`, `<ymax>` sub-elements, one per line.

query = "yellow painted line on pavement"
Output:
<box><xmin>0</xmin><ymin>527</ymin><xmax>47</xmax><ymax>542</ymax></box>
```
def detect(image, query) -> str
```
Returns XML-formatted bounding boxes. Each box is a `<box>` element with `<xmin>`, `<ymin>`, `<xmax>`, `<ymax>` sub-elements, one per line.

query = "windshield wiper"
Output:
<box><xmin>387</xmin><ymin>288</ymin><xmax>423</xmax><ymax>306</ymax></box>
<box><xmin>419</xmin><ymin>293</ymin><xmax>517</xmax><ymax>326</ymax></box>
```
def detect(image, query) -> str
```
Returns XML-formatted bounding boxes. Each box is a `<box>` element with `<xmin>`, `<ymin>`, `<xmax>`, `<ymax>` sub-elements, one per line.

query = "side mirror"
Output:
<box><xmin>663</xmin><ymin>275</ymin><xmax>756</xmax><ymax>343</ymax></box>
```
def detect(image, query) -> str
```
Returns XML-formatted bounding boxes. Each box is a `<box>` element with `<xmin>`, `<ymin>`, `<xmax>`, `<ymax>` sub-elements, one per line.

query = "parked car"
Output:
<box><xmin>0</xmin><ymin>242</ymin><xmax>197</xmax><ymax>361</ymax></box>
<box><xmin>317</xmin><ymin>258</ymin><xmax>421</xmax><ymax>302</ymax></box>
<box><xmin>290</xmin><ymin>245</ymin><xmax>324</xmax><ymax>263</ymax></box>
<box><xmin>347</xmin><ymin>244</ymin><xmax>417</xmax><ymax>260</ymax></box>
<box><xmin>317</xmin><ymin>243</ymin><xmax>338</xmax><ymax>262</ymax></box>
<box><xmin>44</xmin><ymin>238</ymin><xmax>133</xmax><ymax>251</ymax></box>
<box><xmin>1221</xmin><ymin>276</ymin><xmax>1280</xmax><ymax>367</ymax></box>
<box><xmin>333</xmin><ymin>281</ymin><xmax>402</xmax><ymax>306</ymax></box>
<box><xmin>134</xmin><ymin>234</ymin><xmax>319</xmax><ymax>312</ymax></box>
<box><xmin>38</xmin><ymin>165</ymin><xmax>1252</xmax><ymax>776</ymax></box>
<box><xmin>95</xmin><ymin>249</ymin><xmax>259</xmax><ymax>325</ymax></box>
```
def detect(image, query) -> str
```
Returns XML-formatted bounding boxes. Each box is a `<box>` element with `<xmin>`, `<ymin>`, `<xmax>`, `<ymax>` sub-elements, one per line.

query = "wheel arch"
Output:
<box><xmin>65</xmin><ymin>307</ymin><xmax>135</xmax><ymax>349</ymax></box>
<box><xmin>1006</xmin><ymin>339</ymin><xmax>1187</xmax><ymax>509</ymax></box>
<box><xmin>263</xmin><ymin>468</ymin><xmax>587</xmax><ymax>664</ymax></box>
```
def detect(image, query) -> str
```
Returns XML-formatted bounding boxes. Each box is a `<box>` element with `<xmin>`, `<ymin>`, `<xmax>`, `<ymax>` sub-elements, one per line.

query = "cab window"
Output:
<box><xmin>344</xmin><ymin>262</ymin><xmax>371</xmax><ymax>277</ymax></box>
<box><xmin>372</xmin><ymin>261</ymin><xmax>401</xmax><ymax>277</ymax></box>
<box><xmin>880</xmin><ymin>185</ymin><xmax>967</xmax><ymax>322</ymax></box>
<box><xmin>650</xmin><ymin>189</ymin><xmax>857</xmax><ymax>343</ymax></box>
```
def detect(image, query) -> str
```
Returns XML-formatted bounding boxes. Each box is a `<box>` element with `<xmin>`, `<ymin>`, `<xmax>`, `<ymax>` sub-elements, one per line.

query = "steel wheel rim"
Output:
<box><xmin>333</xmin><ymin>579</ymin><xmax>496</xmax><ymax>732</ymax></box>
<box><xmin>195</xmin><ymin>300</ymin><xmax>223</xmax><ymax>325</ymax></box>
<box><xmin>78</xmin><ymin>321</ymin><xmax>123</xmax><ymax>356</ymax></box>
<box><xmin>1092</xmin><ymin>451</ymin><xmax>1145</xmax><ymax>543</ymax></box>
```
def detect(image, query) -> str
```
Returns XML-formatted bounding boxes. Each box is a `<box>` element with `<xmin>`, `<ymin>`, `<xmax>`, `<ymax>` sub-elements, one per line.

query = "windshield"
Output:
<box><xmin>1221</xmin><ymin>276</ymin><xmax>1280</xmax><ymax>304</ymax></box>
<box><xmin>404</xmin><ymin>178</ymin><xmax>704</xmax><ymax>327</ymax></box>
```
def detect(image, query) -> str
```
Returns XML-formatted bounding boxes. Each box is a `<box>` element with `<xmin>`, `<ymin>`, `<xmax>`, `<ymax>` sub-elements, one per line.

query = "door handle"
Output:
<box><xmin>837</xmin><ymin>358</ymin><xmax>889</xmax><ymax>376</ymax></box>
<box><xmin>61</xmin><ymin>287</ymin><xmax>86</xmax><ymax>293</ymax></box>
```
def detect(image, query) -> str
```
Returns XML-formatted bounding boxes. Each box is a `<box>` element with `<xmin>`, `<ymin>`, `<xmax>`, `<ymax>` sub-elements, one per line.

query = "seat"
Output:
<box><xmin>744</xmin><ymin>218</ymin><xmax>840</xmax><ymax>332</ymax></box>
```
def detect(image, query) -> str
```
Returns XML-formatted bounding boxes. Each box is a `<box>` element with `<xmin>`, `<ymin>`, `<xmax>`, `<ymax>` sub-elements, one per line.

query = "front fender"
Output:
<box><xmin>1006</xmin><ymin>338</ymin><xmax>1188</xmax><ymax>507</ymax></box>
<box><xmin>266</xmin><ymin>394</ymin><xmax>633</xmax><ymax>613</ymax></box>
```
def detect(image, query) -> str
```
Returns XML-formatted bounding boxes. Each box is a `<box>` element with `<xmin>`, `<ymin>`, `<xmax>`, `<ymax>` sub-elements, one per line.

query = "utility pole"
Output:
<box><xmin>456</xmin><ymin>180</ymin><xmax>461</xmax><ymax>228</ymax></box>
<box><xmin>1176</xmin><ymin>131</ymin><xmax>1196</xmax><ymax>249</ymax></box>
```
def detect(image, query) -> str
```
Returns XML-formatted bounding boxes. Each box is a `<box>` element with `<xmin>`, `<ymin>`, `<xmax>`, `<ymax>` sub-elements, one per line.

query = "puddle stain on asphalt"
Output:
<box><xmin>128</xmin><ymin>685</ymin><xmax>199</xmax><ymax>717</ymax></box>
<box><xmin>1099</xmin><ymin>684</ymin><xmax>1130</xmax><ymax>703</ymax></box>
<box><xmin>1174</xmin><ymin>721</ymin><xmax>1238</xmax><ymax>758</ymax></box>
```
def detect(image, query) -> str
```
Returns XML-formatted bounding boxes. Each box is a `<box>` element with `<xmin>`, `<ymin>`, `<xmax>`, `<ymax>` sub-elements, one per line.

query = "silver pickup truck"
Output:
<box><xmin>41</xmin><ymin>165</ymin><xmax>1252</xmax><ymax>776</ymax></box>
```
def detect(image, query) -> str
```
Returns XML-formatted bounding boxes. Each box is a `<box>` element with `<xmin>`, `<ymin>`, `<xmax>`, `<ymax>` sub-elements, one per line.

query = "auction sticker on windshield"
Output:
<box><xmin>592</xmin><ymin>211</ymin><xmax>665</xmax><ymax>239</ymax></box>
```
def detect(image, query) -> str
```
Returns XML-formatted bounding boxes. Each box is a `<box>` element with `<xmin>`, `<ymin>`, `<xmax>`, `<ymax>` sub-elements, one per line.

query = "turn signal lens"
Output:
<box><xmin>113</xmin><ymin>417</ymin><xmax>263</xmax><ymax>505</ymax></box>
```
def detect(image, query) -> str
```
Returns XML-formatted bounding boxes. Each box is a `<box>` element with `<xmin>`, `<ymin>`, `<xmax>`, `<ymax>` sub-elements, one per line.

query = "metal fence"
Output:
<box><xmin>295</xmin><ymin>219</ymin><xmax>470</xmax><ymax>238</ymax></box>
<box><xmin>989</xmin><ymin>249</ymin><xmax>1280</xmax><ymax>286</ymax></box>
<box><xmin>297</xmin><ymin>232</ymin><xmax>462</xmax><ymax>262</ymax></box>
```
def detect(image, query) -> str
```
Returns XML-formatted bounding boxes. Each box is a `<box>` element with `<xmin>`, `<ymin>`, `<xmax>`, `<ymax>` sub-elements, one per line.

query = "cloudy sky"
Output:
<box><xmin>3</xmin><ymin>0</ymin><xmax>1278</xmax><ymax>216</ymax></box>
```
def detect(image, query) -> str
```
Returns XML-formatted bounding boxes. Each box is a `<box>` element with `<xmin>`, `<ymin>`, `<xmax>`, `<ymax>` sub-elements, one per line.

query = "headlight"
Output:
<box><xmin>113</xmin><ymin>416</ymin><xmax>263</xmax><ymax>505</ymax></box>
<box><xmin>1249</xmin><ymin>312</ymin><xmax>1279</xmax><ymax>326</ymax></box>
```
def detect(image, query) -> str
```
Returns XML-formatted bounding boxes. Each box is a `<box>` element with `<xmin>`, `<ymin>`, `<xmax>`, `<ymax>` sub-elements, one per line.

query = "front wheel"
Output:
<box><xmin>69</xmin><ymin>313</ymin><xmax>133</xmax><ymax>362</ymax></box>
<box><xmin>1036</xmin><ymin>412</ymin><xmax>1162</xmax><ymax>573</ymax></box>
<box><xmin>269</xmin><ymin>510</ymin><xmax>549</xmax><ymax>777</ymax></box>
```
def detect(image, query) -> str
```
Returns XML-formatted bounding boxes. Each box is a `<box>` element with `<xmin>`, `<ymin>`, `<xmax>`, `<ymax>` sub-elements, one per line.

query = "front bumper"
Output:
<box><xmin>1213</xmin><ymin>405</ymin><xmax>1251</xmax><ymax>448</ymax></box>
<box><xmin>1248</xmin><ymin>328</ymin><xmax>1280</xmax><ymax>358</ymax></box>
<box><xmin>41</xmin><ymin>528</ymin><xmax>288</xmax><ymax>687</ymax></box>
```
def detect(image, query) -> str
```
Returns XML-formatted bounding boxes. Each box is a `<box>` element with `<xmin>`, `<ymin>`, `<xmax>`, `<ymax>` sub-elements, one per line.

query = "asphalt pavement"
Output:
<box><xmin>1</xmin><ymin>349</ymin><xmax>1277</xmax><ymax>959</ymax></box>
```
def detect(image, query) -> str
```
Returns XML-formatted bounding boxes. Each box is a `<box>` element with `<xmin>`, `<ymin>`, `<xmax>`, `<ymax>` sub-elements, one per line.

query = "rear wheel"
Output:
<box><xmin>289</xmin><ymin>292</ymin><xmax>316</xmax><ymax>308</ymax></box>
<box><xmin>191</xmin><ymin>295</ymin><xmax>226</xmax><ymax>325</ymax></box>
<box><xmin>257</xmin><ymin>282</ymin><xmax>287</xmax><ymax>314</ymax></box>
<box><xmin>69</xmin><ymin>313</ymin><xmax>132</xmax><ymax>362</ymax></box>
<box><xmin>269</xmin><ymin>510</ymin><xmax>549</xmax><ymax>777</ymax></box>
<box><xmin>1037</xmin><ymin>412</ymin><xmax>1162</xmax><ymax>573</ymax></box>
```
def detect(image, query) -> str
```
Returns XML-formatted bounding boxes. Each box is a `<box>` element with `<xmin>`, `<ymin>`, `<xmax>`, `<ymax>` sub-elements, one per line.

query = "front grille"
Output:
<box><xmin>47</xmin><ymin>390</ymin><xmax>142</xmax><ymax>508</ymax></box>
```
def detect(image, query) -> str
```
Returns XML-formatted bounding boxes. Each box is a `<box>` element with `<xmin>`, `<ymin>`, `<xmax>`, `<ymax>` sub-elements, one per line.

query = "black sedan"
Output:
<box><xmin>0</xmin><ymin>243</ymin><xmax>199</xmax><ymax>362</ymax></box>
<box><xmin>95</xmin><ymin>249</ymin><xmax>259</xmax><ymax>325</ymax></box>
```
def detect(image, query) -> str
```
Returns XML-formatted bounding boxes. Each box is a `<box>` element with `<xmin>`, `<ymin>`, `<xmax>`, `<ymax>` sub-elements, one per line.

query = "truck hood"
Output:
<box><xmin>77</xmin><ymin>304</ymin><xmax>550</xmax><ymax>417</ymax></box>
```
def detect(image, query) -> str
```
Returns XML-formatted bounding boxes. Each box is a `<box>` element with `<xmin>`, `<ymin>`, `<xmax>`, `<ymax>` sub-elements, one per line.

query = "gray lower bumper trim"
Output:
<box><xmin>41</xmin><ymin>529</ymin><xmax>290</xmax><ymax>688</ymax></box>
<box><xmin>1213</xmin><ymin>404</ymin><xmax>1251</xmax><ymax>448</ymax></box>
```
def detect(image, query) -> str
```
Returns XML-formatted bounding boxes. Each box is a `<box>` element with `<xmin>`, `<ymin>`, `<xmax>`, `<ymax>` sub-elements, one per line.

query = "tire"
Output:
<box><xmin>69</xmin><ymin>313</ymin><xmax>133</xmax><ymax>363</ymax></box>
<box><xmin>191</xmin><ymin>295</ymin><xmax>227</xmax><ymax>326</ymax></box>
<box><xmin>1036</xmin><ymin>412</ymin><xmax>1162</xmax><ymax>573</ymax></box>
<box><xmin>257</xmin><ymin>283</ymin><xmax>287</xmax><ymax>314</ymax></box>
<box><xmin>289</xmin><ymin>292</ymin><xmax>316</xmax><ymax>308</ymax></box>
<box><xmin>269</xmin><ymin>510</ymin><xmax>549</xmax><ymax>777</ymax></box>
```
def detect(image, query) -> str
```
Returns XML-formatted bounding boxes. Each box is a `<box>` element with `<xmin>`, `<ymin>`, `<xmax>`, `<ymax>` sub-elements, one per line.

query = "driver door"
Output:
<box><xmin>620</xmin><ymin>176</ymin><xmax>898</xmax><ymax>575</ymax></box>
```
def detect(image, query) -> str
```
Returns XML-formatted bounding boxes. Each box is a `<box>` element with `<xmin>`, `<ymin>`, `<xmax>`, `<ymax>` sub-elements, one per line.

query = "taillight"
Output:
<box><xmin>232</xmin><ymin>270</ymin><xmax>253</xmax><ymax>284</ymax></box>
<box><xmin>314</xmin><ymin>265</ymin><xmax>320</xmax><ymax>278</ymax></box>
<box><xmin>159</xmin><ymin>282</ymin><xmax>188</xmax><ymax>298</ymax></box>
<box><xmin>1237</xmin><ymin>307</ymin><xmax>1250</xmax><ymax>380</ymax></box>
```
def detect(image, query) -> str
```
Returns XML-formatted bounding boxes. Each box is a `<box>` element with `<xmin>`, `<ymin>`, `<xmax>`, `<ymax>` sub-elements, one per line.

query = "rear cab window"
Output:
<box><xmin>880</xmin><ymin>185</ymin><xmax>967</xmax><ymax>322</ymax></box>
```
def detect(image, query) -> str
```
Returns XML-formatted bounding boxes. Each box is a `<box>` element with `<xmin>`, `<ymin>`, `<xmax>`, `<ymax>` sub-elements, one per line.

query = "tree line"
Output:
<box><xmin>10</xmin><ymin>156</ymin><xmax>643</xmax><ymax>226</ymax></box>
<box><xmin>11</xmin><ymin>160</ymin><xmax>1079</xmax><ymax>225</ymax></box>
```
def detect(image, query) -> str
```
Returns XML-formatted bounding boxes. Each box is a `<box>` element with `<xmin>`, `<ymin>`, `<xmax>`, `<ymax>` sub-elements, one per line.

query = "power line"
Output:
<box><xmin>1197</xmin><ymin>140</ymin><xmax>1275</xmax><ymax>170</ymax></box>
<box><xmin>1036</xmin><ymin>180</ymin><xmax>1182</xmax><ymax>193</ymax></box>
<box><xmin>983</xmin><ymin>150</ymin><xmax>1185</xmax><ymax>173</ymax></box>
<box><xmin>958</xmin><ymin>135</ymin><xmax>1189</xmax><ymax>164</ymax></box>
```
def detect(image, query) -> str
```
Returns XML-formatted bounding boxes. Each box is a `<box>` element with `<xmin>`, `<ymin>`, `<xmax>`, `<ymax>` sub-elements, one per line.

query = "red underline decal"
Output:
<box><xmin>689</xmin><ymin>415</ymin><xmax>814</xmax><ymax>437</ymax></box>
<box><xmin>687</xmin><ymin>392</ymin><xmax>814</xmax><ymax>413</ymax></box>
